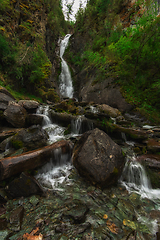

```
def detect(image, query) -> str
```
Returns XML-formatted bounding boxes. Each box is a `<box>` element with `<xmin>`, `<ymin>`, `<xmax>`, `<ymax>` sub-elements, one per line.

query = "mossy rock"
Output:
<box><xmin>42</xmin><ymin>89</ymin><xmax>60</xmax><ymax>103</ymax></box>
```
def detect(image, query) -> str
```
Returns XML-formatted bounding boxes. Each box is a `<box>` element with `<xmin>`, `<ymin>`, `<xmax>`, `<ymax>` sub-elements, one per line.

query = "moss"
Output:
<box><xmin>113</xmin><ymin>167</ymin><xmax>119</xmax><ymax>175</ymax></box>
<box><xmin>11</xmin><ymin>139</ymin><xmax>23</xmax><ymax>150</ymax></box>
<box><xmin>64</xmin><ymin>124</ymin><xmax>71</xmax><ymax>135</ymax></box>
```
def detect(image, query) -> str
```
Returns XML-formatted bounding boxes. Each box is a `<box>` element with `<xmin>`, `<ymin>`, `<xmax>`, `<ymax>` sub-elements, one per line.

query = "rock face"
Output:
<box><xmin>4</xmin><ymin>101</ymin><xmax>27</xmax><ymax>127</ymax></box>
<box><xmin>72</xmin><ymin>128</ymin><xmax>125</xmax><ymax>187</ymax></box>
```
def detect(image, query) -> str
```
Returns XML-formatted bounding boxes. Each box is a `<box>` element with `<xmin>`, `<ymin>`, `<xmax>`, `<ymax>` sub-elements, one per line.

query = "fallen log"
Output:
<box><xmin>0</xmin><ymin>140</ymin><xmax>72</xmax><ymax>180</ymax></box>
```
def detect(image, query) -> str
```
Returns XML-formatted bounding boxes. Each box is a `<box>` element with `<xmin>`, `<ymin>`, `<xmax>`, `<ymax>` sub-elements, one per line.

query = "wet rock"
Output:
<box><xmin>63</xmin><ymin>200</ymin><xmax>89</xmax><ymax>223</ymax></box>
<box><xmin>9</xmin><ymin>206</ymin><xmax>24</xmax><ymax>231</ymax></box>
<box><xmin>0</xmin><ymin>128</ymin><xmax>22</xmax><ymax>142</ymax></box>
<box><xmin>137</xmin><ymin>154</ymin><xmax>160</xmax><ymax>169</ymax></box>
<box><xmin>4</xmin><ymin>101</ymin><xmax>27</xmax><ymax>128</ymax></box>
<box><xmin>18</xmin><ymin>100</ymin><xmax>40</xmax><ymax>113</ymax></box>
<box><xmin>50</xmin><ymin>111</ymin><xmax>76</xmax><ymax>126</ymax></box>
<box><xmin>6</xmin><ymin>172</ymin><xmax>44</xmax><ymax>198</ymax></box>
<box><xmin>72</xmin><ymin>128</ymin><xmax>125</xmax><ymax>187</ymax></box>
<box><xmin>26</xmin><ymin>114</ymin><xmax>44</xmax><ymax>127</ymax></box>
<box><xmin>145</xmin><ymin>138</ymin><xmax>160</xmax><ymax>153</ymax></box>
<box><xmin>10</xmin><ymin>125</ymin><xmax>48</xmax><ymax>151</ymax></box>
<box><xmin>97</xmin><ymin>104</ymin><xmax>121</xmax><ymax>118</ymax></box>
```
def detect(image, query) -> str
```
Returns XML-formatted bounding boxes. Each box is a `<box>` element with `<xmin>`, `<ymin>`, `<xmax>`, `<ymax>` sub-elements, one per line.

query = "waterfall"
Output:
<box><xmin>35</xmin><ymin>147</ymin><xmax>72</xmax><ymax>190</ymax></box>
<box><xmin>120</xmin><ymin>155</ymin><xmax>160</xmax><ymax>200</ymax></box>
<box><xmin>59</xmin><ymin>34</ymin><xmax>73</xmax><ymax>98</ymax></box>
<box><xmin>71</xmin><ymin>116</ymin><xmax>84</xmax><ymax>135</ymax></box>
<box><xmin>71</xmin><ymin>116</ymin><xmax>93</xmax><ymax>135</ymax></box>
<box><xmin>36</xmin><ymin>105</ymin><xmax>65</xmax><ymax>143</ymax></box>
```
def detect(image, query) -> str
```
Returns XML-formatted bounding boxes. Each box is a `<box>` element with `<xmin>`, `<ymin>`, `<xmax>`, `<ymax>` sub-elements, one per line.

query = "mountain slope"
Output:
<box><xmin>67</xmin><ymin>0</ymin><xmax>160</xmax><ymax>122</ymax></box>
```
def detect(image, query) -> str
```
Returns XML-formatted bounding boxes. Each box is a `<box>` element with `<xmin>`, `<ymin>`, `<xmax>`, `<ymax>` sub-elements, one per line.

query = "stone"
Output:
<box><xmin>98</xmin><ymin>104</ymin><xmax>121</xmax><ymax>118</ymax></box>
<box><xmin>63</xmin><ymin>200</ymin><xmax>89</xmax><ymax>223</ymax></box>
<box><xmin>9</xmin><ymin>206</ymin><xmax>24</xmax><ymax>231</ymax></box>
<box><xmin>6</xmin><ymin>172</ymin><xmax>44</xmax><ymax>198</ymax></box>
<box><xmin>18</xmin><ymin>100</ymin><xmax>40</xmax><ymax>113</ymax></box>
<box><xmin>26</xmin><ymin>114</ymin><xmax>44</xmax><ymax>127</ymax></box>
<box><xmin>4</xmin><ymin>101</ymin><xmax>27</xmax><ymax>127</ymax></box>
<box><xmin>72</xmin><ymin>128</ymin><xmax>125</xmax><ymax>187</ymax></box>
<box><xmin>10</xmin><ymin>125</ymin><xmax>48</xmax><ymax>151</ymax></box>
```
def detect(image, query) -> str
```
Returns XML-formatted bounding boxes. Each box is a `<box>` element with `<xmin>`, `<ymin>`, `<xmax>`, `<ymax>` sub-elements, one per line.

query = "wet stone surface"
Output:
<box><xmin>0</xmin><ymin>167</ymin><xmax>159</xmax><ymax>239</ymax></box>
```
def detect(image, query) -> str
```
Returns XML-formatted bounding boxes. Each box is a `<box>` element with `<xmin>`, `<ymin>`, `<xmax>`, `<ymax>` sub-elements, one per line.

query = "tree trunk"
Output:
<box><xmin>0</xmin><ymin>140</ymin><xmax>72</xmax><ymax>180</ymax></box>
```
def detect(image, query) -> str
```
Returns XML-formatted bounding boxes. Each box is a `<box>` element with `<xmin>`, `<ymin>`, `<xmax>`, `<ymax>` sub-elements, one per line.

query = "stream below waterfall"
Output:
<box><xmin>24</xmin><ymin>104</ymin><xmax>160</xmax><ymax>240</ymax></box>
<box><xmin>2</xmin><ymin>103</ymin><xmax>160</xmax><ymax>240</ymax></box>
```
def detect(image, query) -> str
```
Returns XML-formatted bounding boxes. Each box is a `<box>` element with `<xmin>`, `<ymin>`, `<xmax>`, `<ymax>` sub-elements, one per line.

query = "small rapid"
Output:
<box><xmin>120</xmin><ymin>154</ymin><xmax>160</xmax><ymax>200</ymax></box>
<box><xmin>35</xmin><ymin>105</ymin><xmax>89</xmax><ymax>190</ymax></box>
<box><xmin>59</xmin><ymin>34</ymin><xmax>73</xmax><ymax>98</ymax></box>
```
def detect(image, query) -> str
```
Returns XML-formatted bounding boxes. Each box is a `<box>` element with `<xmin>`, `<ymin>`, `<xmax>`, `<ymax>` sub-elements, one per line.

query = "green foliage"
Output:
<box><xmin>72</xmin><ymin>0</ymin><xmax>160</xmax><ymax>121</ymax></box>
<box><xmin>109</xmin><ymin>12</ymin><xmax>160</xmax><ymax>110</ymax></box>
<box><xmin>0</xmin><ymin>34</ymin><xmax>16</xmax><ymax>70</ymax></box>
<box><xmin>0</xmin><ymin>0</ymin><xmax>67</xmax><ymax>98</ymax></box>
<box><xmin>0</xmin><ymin>0</ymin><xmax>10</xmax><ymax>11</ymax></box>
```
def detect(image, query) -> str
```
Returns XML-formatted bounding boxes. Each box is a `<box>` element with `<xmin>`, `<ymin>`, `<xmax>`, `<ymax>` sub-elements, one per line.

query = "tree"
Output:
<box><xmin>65</xmin><ymin>0</ymin><xmax>74</xmax><ymax>21</ymax></box>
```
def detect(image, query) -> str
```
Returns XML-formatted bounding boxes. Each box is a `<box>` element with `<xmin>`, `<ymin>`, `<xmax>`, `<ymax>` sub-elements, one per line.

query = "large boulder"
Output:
<box><xmin>72</xmin><ymin>128</ymin><xmax>125</xmax><ymax>187</ymax></box>
<box><xmin>4</xmin><ymin>101</ymin><xmax>27</xmax><ymax>127</ymax></box>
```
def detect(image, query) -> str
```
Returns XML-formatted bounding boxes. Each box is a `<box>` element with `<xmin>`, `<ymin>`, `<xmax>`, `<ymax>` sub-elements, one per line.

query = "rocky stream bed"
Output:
<box><xmin>1</xmin><ymin>86</ymin><xmax>160</xmax><ymax>239</ymax></box>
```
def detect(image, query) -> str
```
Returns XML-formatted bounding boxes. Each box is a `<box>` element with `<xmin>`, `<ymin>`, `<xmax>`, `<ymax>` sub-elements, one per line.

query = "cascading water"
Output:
<box><xmin>59</xmin><ymin>34</ymin><xmax>73</xmax><ymax>98</ymax></box>
<box><xmin>120</xmin><ymin>154</ymin><xmax>160</xmax><ymax>200</ymax></box>
<box><xmin>36</xmin><ymin>105</ymin><xmax>65</xmax><ymax>143</ymax></box>
<box><xmin>35</xmin><ymin>147</ymin><xmax>72</xmax><ymax>190</ymax></box>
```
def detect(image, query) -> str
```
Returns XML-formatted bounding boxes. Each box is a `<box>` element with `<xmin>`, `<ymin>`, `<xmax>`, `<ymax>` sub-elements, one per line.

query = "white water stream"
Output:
<box><xmin>120</xmin><ymin>154</ymin><xmax>160</xmax><ymax>200</ymax></box>
<box><xmin>59</xmin><ymin>34</ymin><xmax>73</xmax><ymax>98</ymax></box>
<box><xmin>35</xmin><ymin>105</ymin><xmax>85</xmax><ymax>189</ymax></box>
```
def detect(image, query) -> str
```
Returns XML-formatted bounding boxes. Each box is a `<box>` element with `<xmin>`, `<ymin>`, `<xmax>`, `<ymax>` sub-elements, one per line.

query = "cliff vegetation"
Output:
<box><xmin>68</xmin><ymin>0</ymin><xmax>160</xmax><ymax>122</ymax></box>
<box><xmin>0</xmin><ymin>0</ymin><xmax>68</xmax><ymax>101</ymax></box>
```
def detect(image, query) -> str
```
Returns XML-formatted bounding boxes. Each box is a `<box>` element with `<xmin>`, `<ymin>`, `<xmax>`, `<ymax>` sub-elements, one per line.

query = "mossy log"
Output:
<box><xmin>0</xmin><ymin>140</ymin><xmax>71</xmax><ymax>180</ymax></box>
